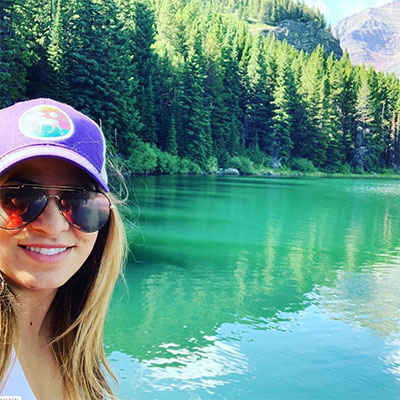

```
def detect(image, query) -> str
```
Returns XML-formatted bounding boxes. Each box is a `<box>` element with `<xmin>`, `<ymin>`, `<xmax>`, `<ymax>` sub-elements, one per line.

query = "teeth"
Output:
<box><xmin>25</xmin><ymin>247</ymin><xmax>68</xmax><ymax>255</ymax></box>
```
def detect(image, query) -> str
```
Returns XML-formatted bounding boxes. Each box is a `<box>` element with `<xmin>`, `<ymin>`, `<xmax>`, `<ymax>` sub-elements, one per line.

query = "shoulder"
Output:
<box><xmin>0</xmin><ymin>348</ymin><xmax>37</xmax><ymax>400</ymax></box>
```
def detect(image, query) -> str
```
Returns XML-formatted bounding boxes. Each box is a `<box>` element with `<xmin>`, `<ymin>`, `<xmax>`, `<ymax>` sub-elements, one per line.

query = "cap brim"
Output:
<box><xmin>0</xmin><ymin>145</ymin><xmax>110</xmax><ymax>192</ymax></box>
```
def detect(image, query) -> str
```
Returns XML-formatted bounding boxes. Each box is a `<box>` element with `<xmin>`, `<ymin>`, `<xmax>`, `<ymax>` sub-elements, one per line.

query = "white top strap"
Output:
<box><xmin>0</xmin><ymin>348</ymin><xmax>36</xmax><ymax>399</ymax></box>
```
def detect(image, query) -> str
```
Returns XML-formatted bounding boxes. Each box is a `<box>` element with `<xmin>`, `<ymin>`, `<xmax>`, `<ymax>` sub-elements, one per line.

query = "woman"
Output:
<box><xmin>0</xmin><ymin>98</ymin><xmax>127</xmax><ymax>399</ymax></box>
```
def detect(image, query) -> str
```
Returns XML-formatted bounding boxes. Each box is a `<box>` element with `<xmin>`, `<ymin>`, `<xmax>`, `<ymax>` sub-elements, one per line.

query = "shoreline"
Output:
<box><xmin>127</xmin><ymin>170</ymin><xmax>400</xmax><ymax>179</ymax></box>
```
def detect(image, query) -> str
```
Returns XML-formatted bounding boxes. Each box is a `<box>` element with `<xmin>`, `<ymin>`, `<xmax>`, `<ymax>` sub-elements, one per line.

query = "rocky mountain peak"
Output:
<box><xmin>334</xmin><ymin>0</ymin><xmax>400</xmax><ymax>75</ymax></box>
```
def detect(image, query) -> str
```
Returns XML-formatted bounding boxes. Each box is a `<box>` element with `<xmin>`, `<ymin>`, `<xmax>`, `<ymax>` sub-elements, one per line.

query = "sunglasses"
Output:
<box><xmin>0</xmin><ymin>184</ymin><xmax>113</xmax><ymax>233</ymax></box>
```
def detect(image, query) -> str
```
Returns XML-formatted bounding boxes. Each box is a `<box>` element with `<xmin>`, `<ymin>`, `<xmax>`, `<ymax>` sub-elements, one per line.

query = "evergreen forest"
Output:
<box><xmin>2</xmin><ymin>0</ymin><xmax>400</xmax><ymax>175</ymax></box>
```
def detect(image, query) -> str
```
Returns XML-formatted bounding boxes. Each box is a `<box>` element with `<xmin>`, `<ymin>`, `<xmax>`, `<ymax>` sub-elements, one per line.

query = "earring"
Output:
<box><xmin>0</xmin><ymin>272</ymin><xmax>5</xmax><ymax>295</ymax></box>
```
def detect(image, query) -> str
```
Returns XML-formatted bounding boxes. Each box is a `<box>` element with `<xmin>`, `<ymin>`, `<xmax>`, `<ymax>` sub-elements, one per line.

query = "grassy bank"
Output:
<box><xmin>112</xmin><ymin>144</ymin><xmax>400</xmax><ymax>180</ymax></box>
<box><xmin>260</xmin><ymin>170</ymin><xmax>400</xmax><ymax>179</ymax></box>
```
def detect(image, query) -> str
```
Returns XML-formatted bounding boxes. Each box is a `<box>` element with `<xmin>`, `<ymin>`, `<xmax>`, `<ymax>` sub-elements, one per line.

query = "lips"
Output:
<box><xmin>24</xmin><ymin>246</ymin><xmax>68</xmax><ymax>256</ymax></box>
<box><xmin>19</xmin><ymin>244</ymin><xmax>73</xmax><ymax>257</ymax></box>
<box><xmin>18</xmin><ymin>244</ymin><xmax>73</xmax><ymax>263</ymax></box>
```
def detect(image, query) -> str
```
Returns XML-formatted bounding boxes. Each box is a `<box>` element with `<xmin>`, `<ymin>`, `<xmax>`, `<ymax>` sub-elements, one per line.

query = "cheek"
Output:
<box><xmin>0</xmin><ymin>231</ymin><xmax>22</xmax><ymax>284</ymax></box>
<box><xmin>76</xmin><ymin>231</ymin><xmax>98</xmax><ymax>261</ymax></box>
<box><xmin>0</xmin><ymin>231</ymin><xmax>14</xmax><ymax>268</ymax></box>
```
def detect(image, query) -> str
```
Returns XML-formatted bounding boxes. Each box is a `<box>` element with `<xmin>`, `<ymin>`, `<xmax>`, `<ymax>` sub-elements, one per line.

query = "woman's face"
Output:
<box><xmin>0</xmin><ymin>158</ymin><xmax>98</xmax><ymax>293</ymax></box>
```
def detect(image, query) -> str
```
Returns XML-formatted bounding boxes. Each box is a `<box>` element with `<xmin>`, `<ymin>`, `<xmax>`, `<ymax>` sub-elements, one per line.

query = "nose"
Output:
<box><xmin>29</xmin><ymin>196</ymin><xmax>70</xmax><ymax>236</ymax></box>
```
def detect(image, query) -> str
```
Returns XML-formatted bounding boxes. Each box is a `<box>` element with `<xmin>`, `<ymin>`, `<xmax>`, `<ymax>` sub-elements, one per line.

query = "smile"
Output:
<box><xmin>24</xmin><ymin>246</ymin><xmax>69</xmax><ymax>256</ymax></box>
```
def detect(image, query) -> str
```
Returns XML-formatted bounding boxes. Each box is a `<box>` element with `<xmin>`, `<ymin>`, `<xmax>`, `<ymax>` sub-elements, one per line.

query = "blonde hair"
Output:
<box><xmin>0</xmin><ymin>194</ymin><xmax>127</xmax><ymax>399</ymax></box>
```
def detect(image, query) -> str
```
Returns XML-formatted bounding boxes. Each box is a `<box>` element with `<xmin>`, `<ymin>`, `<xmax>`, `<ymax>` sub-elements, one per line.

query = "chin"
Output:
<box><xmin>7</xmin><ymin>273</ymin><xmax>70</xmax><ymax>293</ymax></box>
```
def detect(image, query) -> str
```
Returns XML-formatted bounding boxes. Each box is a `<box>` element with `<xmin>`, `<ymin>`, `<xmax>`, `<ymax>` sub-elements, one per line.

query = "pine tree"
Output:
<box><xmin>152</xmin><ymin>51</ymin><xmax>178</xmax><ymax>151</ymax></box>
<box><xmin>288</xmin><ymin>50</ymin><xmax>307</xmax><ymax>159</ymax></box>
<box><xmin>0</xmin><ymin>0</ymin><xmax>29</xmax><ymax>107</ymax></box>
<box><xmin>203</xmin><ymin>18</ymin><xmax>243</xmax><ymax>165</ymax></box>
<box><xmin>221</xmin><ymin>24</ymin><xmax>245</xmax><ymax>157</ymax></box>
<box><xmin>19</xmin><ymin>0</ymin><xmax>54</xmax><ymax>98</ymax></box>
<box><xmin>165</xmin><ymin>115</ymin><xmax>178</xmax><ymax>155</ymax></box>
<box><xmin>299</xmin><ymin>44</ymin><xmax>328</xmax><ymax>166</ymax></box>
<box><xmin>65</xmin><ymin>0</ymin><xmax>140</xmax><ymax>153</ymax></box>
<box><xmin>154</xmin><ymin>0</ymin><xmax>180</xmax><ymax>61</ymax></box>
<box><xmin>322</xmin><ymin>53</ymin><xmax>345</xmax><ymax>171</ymax></box>
<box><xmin>178</xmin><ymin>30</ymin><xmax>213</xmax><ymax>167</ymax></box>
<box><xmin>128</xmin><ymin>0</ymin><xmax>158</xmax><ymax>144</ymax></box>
<box><xmin>378</xmin><ymin>73</ymin><xmax>400</xmax><ymax>168</ymax></box>
<box><xmin>366</xmin><ymin>68</ymin><xmax>386</xmax><ymax>168</ymax></box>
<box><xmin>352</xmin><ymin>67</ymin><xmax>376</xmax><ymax>171</ymax></box>
<box><xmin>244</xmin><ymin>35</ymin><xmax>274</xmax><ymax>153</ymax></box>
<box><xmin>271</xmin><ymin>51</ymin><xmax>294</xmax><ymax>162</ymax></box>
<box><xmin>45</xmin><ymin>0</ymin><xmax>69</xmax><ymax>101</ymax></box>
<box><xmin>336</xmin><ymin>51</ymin><xmax>358</xmax><ymax>164</ymax></box>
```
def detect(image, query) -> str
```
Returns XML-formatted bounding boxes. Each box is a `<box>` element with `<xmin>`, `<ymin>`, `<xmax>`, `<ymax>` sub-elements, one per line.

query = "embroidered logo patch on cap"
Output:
<box><xmin>18</xmin><ymin>104</ymin><xmax>74</xmax><ymax>140</ymax></box>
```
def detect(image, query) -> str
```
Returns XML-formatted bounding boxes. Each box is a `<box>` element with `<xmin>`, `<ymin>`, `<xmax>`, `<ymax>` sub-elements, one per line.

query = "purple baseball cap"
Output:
<box><xmin>0</xmin><ymin>98</ymin><xmax>109</xmax><ymax>192</ymax></box>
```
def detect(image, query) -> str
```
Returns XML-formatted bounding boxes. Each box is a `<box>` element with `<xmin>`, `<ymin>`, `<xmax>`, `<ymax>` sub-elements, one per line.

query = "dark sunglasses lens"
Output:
<box><xmin>60</xmin><ymin>191</ymin><xmax>110</xmax><ymax>233</ymax></box>
<box><xmin>0</xmin><ymin>187</ymin><xmax>47</xmax><ymax>229</ymax></box>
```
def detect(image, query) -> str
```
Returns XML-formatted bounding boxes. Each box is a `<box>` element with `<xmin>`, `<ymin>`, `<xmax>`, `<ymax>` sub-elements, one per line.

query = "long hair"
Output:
<box><xmin>0</xmin><ymin>282</ymin><xmax>17</xmax><ymax>391</ymax></box>
<box><xmin>0</xmin><ymin>194</ymin><xmax>127</xmax><ymax>399</ymax></box>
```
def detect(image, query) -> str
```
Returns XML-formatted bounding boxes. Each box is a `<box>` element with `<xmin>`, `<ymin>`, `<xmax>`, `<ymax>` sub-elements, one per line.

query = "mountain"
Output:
<box><xmin>215</xmin><ymin>0</ymin><xmax>343</xmax><ymax>59</ymax></box>
<box><xmin>334</xmin><ymin>0</ymin><xmax>400</xmax><ymax>75</ymax></box>
<box><xmin>260</xmin><ymin>19</ymin><xmax>343</xmax><ymax>59</ymax></box>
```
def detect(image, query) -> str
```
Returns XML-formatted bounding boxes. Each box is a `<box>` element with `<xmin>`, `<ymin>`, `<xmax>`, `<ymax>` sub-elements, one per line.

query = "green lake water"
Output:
<box><xmin>104</xmin><ymin>176</ymin><xmax>400</xmax><ymax>400</ymax></box>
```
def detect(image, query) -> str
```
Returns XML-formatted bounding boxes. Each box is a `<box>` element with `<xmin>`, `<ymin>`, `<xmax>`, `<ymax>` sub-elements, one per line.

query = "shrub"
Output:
<box><xmin>205</xmin><ymin>156</ymin><xmax>219</xmax><ymax>173</ymax></box>
<box><xmin>378</xmin><ymin>168</ymin><xmax>397</xmax><ymax>175</ymax></box>
<box><xmin>352</xmin><ymin>166</ymin><xmax>364</xmax><ymax>174</ymax></box>
<box><xmin>155</xmin><ymin>149</ymin><xmax>180</xmax><ymax>174</ymax></box>
<box><xmin>337</xmin><ymin>163</ymin><xmax>352</xmax><ymax>174</ymax></box>
<box><xmin>229</xmin><ymin>156</ymin><xmax>256</xmax><ymax>175</ymax></box>
<box><xmin>129</xmin><ymin>140</ymin><xmax>157</xmax><ymax>174</ymax></box>
<box><xmin>244</xmin><ymin>145</ymin><xmax>271</xmax><ymax>167</ymax></box>
<box><xmin>216</xmin><ymin>151</ymin><xmax>230</xmax><ymax>168</ymax></box>
<box><xmin>290</xmin><ymin>157</ymin><xmax>316</xmax><ymax>173</ymax></box>
<box><xmin>178</xmin><ymin>158</ymin><xmax>202</xmax><ymax>174</ymax></box>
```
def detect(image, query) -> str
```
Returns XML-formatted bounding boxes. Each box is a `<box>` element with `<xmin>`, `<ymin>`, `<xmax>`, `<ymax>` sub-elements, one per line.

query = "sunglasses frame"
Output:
<box><xmin>0</xmin><ymin>183</ymin><xmax>114</xmax><ymax>232</ymax></box>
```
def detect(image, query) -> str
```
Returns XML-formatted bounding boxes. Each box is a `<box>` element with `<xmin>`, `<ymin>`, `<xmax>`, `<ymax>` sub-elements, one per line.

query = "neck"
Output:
<box><xmin>12</xmin><ymin>286</ymin><xmax>57</xmax><ymax>340</ymax></box>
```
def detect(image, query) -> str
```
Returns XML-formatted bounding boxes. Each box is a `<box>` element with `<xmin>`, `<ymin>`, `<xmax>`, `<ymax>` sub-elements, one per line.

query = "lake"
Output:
<box><xmin>104</xmin><ymin>175</ymin><xmax>400</xmax><ymax>400</ymax></box>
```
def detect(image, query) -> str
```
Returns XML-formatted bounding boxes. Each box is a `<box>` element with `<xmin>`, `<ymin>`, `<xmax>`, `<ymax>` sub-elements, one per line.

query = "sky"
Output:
<box><xmin>302</xmin><ymin>0</ymin><xmax>393</xmax><ymax>26</ymax></box>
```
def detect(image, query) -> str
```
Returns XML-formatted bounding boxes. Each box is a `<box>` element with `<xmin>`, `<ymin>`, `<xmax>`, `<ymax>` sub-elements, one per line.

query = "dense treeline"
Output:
<box><xmin>1</xmin><ymin>0</ymin><xmax>400</xmax><ymax>174</ymax></box>
<box><xmin>216</xmin><ymin>0</ymin><xmax>327</xmax><ymax>28</ymax></box>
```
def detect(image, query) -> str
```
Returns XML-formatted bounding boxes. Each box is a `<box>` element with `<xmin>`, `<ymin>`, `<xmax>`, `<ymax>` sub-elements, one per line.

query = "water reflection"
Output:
<box><xmin>106</xmin><ymin>176</ymin><xmax>400</xmax><ymax>399</ymax></box>
<box><xmin>315</xmin><ymin>256</ymin><xmax>400</xmax><ymax>337</ymax></box>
